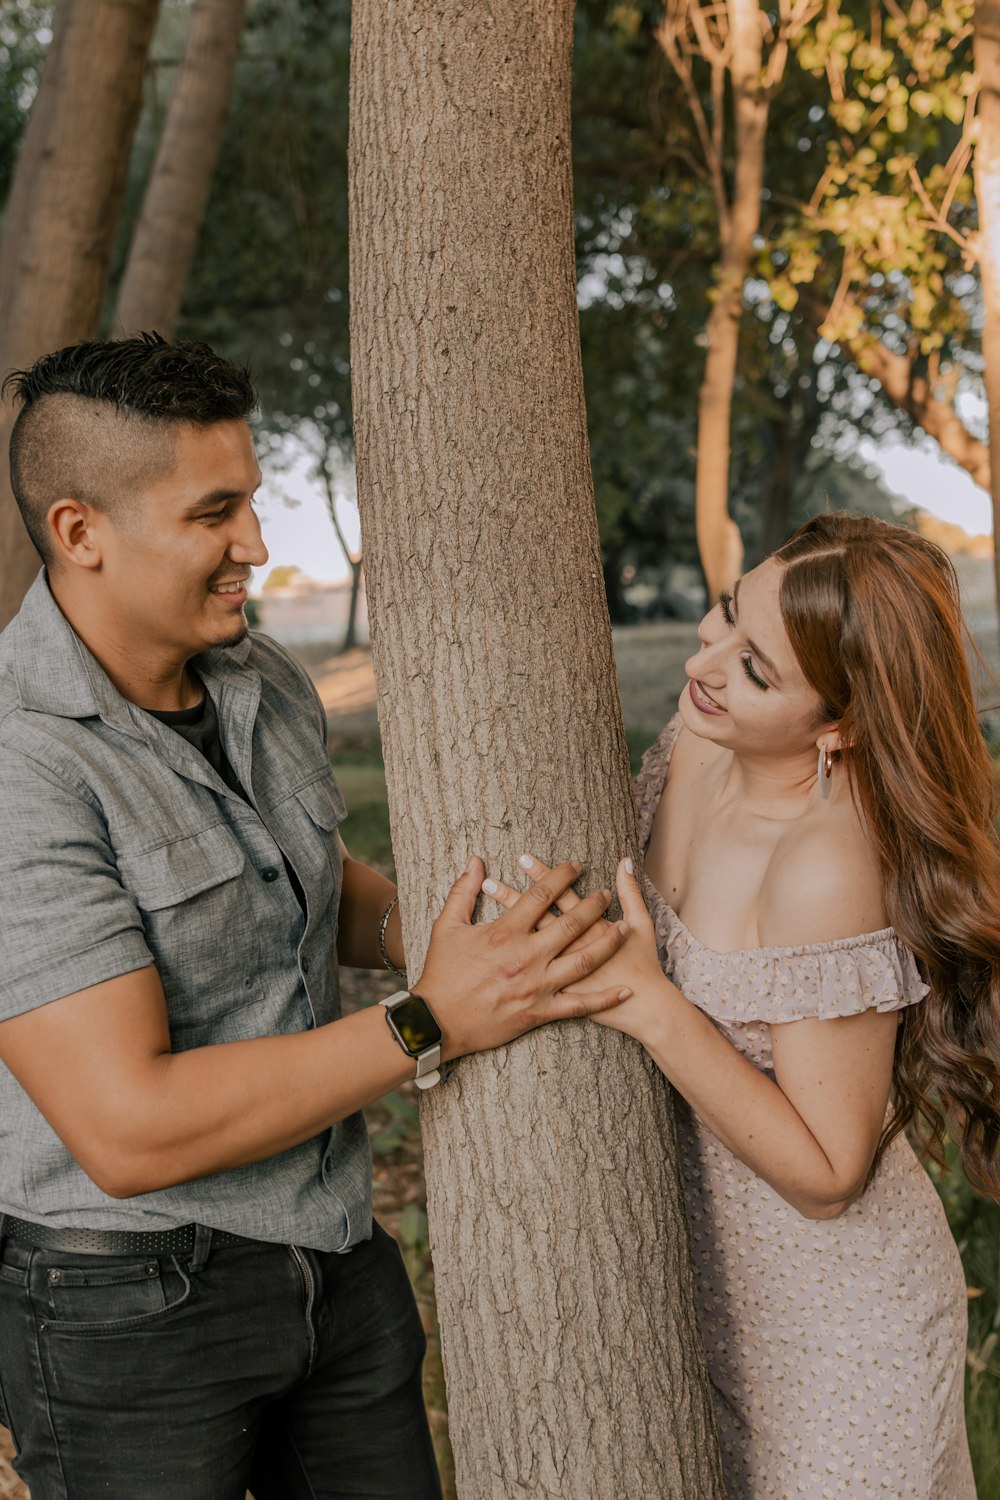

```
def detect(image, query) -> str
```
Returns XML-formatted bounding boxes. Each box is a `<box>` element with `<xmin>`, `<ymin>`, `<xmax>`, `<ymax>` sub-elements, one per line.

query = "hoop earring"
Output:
<box><xmin>818</xmin><ymin>746</ymin><xmax>835</xmax><ymax>800</ymax></box>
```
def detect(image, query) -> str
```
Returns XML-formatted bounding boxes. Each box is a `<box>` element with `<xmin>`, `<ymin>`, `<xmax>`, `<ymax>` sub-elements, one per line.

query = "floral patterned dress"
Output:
<box><xmin>636</xmin><ymin>716</ymin><xmax>976</xmax><ymax>1499</ymax></box>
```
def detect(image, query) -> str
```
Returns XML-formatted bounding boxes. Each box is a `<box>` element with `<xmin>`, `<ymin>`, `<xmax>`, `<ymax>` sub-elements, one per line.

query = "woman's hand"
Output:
<box><xmin>481</xmin><ymin>855</ymin><xmax>674</xmax><ymax>1043</ymax></box>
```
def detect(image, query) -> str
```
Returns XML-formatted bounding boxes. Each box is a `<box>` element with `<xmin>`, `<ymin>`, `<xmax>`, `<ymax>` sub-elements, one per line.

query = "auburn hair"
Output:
<box><xmin>774</xmin><ymin>512</ymin><xmax>1000</xmax><ymax>1197</ymax></box>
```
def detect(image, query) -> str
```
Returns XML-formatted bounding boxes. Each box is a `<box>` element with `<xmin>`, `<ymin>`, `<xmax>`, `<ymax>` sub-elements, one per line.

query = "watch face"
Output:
<box><xmin>389</xmin><ymin>995</ymin><xmax>443</xmax><ymax>1056</ymax></box>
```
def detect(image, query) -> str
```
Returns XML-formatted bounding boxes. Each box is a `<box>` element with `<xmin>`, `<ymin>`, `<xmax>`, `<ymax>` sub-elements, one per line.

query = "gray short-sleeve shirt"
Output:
<box><xmin>0</xmin><ymin>572</ymin><xmax>372</xmax><ymax>1251</ymax></box>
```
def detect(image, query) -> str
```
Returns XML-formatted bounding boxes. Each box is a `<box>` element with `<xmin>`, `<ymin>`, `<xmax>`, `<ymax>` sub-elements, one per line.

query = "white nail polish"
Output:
<box><xmin>518</xmin><ymin>854</ymin><xmax>533</xmax><ymax>870</ymax></box>
<box><xmin>625</xmin><ymin>857</ymin><xmax>634</xmax><ymax>875</ymax></box>
<box><xmin>482</xmin><ymin>878</ymin><xmax>498</xmax><ymax>895</ymax></box>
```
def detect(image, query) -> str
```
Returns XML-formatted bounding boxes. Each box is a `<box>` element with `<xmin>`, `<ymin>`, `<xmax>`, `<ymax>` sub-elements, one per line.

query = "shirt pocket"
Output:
<box><xmin>117</xmin><ymin>823</ymin><xmax>263</xmax><ymax>1039</ymax></box>
<box><xmin>282</xmin><ymin>774</ymin><xmax>346</xmax><ymax>919</ymax></box>
<box><xmin>294</xmin><ymin>774</ymin><xmax>347</xmax><ymax>831</ymax></box>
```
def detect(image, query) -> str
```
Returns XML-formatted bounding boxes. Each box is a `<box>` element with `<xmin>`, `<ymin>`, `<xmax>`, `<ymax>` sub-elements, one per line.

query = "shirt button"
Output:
<box><xmin>260</xmin><ymin>866</ymin><xmax>280</xmax><ymax>883</ymax></box>
<box><xmin>243</xmin><ymin>977</ymin><xmax>253</xmax><ymax>990</ymax></box>
<box><xmin>301</xmin><ymin>956</ymin><xmax>310</xmax><ymax>974</ymax></box>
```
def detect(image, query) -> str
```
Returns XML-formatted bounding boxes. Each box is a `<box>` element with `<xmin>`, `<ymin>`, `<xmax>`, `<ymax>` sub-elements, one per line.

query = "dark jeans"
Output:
<box><xmin>0</xmin><ymin>1220</ymin><xmax>441</xmax><ymax>1500</ymax></box>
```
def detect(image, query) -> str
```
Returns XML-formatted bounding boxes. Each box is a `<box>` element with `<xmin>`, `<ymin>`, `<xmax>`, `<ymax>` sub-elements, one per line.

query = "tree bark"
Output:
<box><xmin>0</xmin><ymin>0</ymin><xmax>160</xmax><ymax>631</ymax></box>
<box><xmin>349</xmin><ymin>4</ymin><xmax>725</xmax><ymax>1497</ymax></box>
<box><xmin>113</xmin><ymin>0</ymin><xmax>247</xmax><ymax>338</ymax></box>
<box><xmin>975</xmin><ymin>0</ymin><xmax>1000</xmax><ymax>642</ymax></box>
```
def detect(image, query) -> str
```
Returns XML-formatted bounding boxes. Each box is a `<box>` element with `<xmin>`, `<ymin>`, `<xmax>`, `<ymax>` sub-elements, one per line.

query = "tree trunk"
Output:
<box><xmin>975</xmin><ymin>0</ymin><xmax>1000</xmax><ymax>644</ymax></box>
<box><xmin>343</xmin><ymin>560</ymin><xmax>362</xmax><ymax>653</ymax></box>
<box><xmin>0</xmin><ymin>0</ymin><xmax>160</xmax><ymax>631</ymax></box>
<box><xmin>349</xmin><ymin>4</ymin><xmax>725</xmax><ymax>1497</ymax></box>
<box><xmin>0</xmin><ymin>0</ymin><xmax>72</xmax><ymax>333</ymax></box>
<box><xmin>693</xmin><ymin>0</ymin><xmax>767</xmax><ymax>599</ymax></box>
<box><xmin>113</xmin><ymin>0</ymin><xmax>247</xmax><ymax>338</ymax></box>
<box><xmin>319</xmin><ymin>456</ymin><xmax>364</xmax><ymax>654</ymax></box>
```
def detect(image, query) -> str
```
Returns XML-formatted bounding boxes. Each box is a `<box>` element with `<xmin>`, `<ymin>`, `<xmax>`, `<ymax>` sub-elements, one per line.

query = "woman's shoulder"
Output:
<box><xmin>758</xmin><ymin>798</ymin><xmax>886</xmax><ymax>949</ymax></box>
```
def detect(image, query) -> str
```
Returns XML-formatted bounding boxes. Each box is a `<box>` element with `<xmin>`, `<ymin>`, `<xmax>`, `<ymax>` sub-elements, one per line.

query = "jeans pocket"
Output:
<box><xmin>32</xmin><ymin>1253</ymin><xmax>193</xmax><ymax>1337</ymax></box>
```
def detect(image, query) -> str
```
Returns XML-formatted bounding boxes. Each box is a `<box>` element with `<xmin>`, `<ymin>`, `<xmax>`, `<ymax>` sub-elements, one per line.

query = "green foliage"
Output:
<box><xmin>174</xmin><ymin>0</ymin><xmax>352</xmax><ymax>446</ymax></box>
<box><xmin>370</xmin><ymin>1090</ymin><xmax>419</xmax><ymax>1156</ymax></box>
<box><xmin>0</xmin><ymin>0</ymin><xmax>50</xmax><ymax>208</ymax></box>
<box><xmin>779</xmin><ymin>0</ymin><xmax>976</xmax><ymax>357</ymax></box>
<box><xmin>929</xmin><ymin>1152</ymin><xmax>1000</xmax><ymax>1496</ymax></box>
<box><xmin>333</xmin><ymin>753</ymin><xmax>394</xmax><ymax>869</ymax></box>
<box><xmin>3</xmin><ymin>0</ymin><xmax>982</xmax><ymax>605</ymax></box>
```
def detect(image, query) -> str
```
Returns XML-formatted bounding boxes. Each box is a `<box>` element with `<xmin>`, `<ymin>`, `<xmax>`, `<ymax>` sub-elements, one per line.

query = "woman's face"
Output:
<box><xmin>679</xmin><ymin>557</ymin><xmax>834</xmax><ymax>758</ymax></box>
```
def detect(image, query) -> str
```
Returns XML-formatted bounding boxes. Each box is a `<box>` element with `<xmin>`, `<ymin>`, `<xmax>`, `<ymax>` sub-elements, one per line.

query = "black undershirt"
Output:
<box><xmin>149</xmin><ymin>686</ymin><xmax>308</xmax><ymax>916</ymax></box>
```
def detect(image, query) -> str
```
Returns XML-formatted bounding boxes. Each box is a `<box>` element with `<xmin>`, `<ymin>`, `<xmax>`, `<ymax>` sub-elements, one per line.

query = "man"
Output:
<box><xmin>0</xmin><ymin>335</ymin><xmax>628</xmax><ymax>1499</ymax></box>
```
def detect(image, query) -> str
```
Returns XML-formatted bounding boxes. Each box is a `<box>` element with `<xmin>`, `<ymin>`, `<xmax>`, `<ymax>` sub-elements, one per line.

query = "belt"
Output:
<box><xmin>0</xmin><ymin>1213</ymin><xmax>258</xmax><ymax>1257</ymax></box>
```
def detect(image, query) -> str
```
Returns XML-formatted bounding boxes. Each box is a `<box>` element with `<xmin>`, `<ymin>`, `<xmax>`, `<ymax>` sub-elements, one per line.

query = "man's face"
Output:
<box><xmin>93</xmin><ymin>419</ymin><xmax>268</xmax><ymax>660</ymax></box>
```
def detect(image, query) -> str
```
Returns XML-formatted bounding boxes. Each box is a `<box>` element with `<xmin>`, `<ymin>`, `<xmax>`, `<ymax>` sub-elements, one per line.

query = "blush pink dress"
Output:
<box><xmin>636</xmin><ymin>717</ymin><xmax>975</xmax><ymax>1499</ymax></box>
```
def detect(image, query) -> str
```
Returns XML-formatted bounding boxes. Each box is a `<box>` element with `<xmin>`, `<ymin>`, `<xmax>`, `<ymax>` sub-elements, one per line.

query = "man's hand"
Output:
<box><xmin>478</xmin><ymin>852</ymin><xmax>671</xmax><ymax>1041</ymax></box>
<box><xmin>413</xmin><ymin>857</ymin><xmax>632</xmax><ymax>1060</ymax></box>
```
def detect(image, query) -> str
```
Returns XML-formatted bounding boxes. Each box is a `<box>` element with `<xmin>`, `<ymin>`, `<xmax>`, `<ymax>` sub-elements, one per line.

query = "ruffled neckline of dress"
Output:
<box><xmin>633</xmin><ymin>714</ymin><xmax>929</xmax><ymax>1023</ymax></box>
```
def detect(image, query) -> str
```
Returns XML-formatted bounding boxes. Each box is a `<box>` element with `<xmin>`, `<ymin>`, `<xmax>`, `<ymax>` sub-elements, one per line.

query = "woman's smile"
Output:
<box><xmin>688</xmin><ymin>677</ymin><xmax>727</xmax><ymax>715</ymax></box>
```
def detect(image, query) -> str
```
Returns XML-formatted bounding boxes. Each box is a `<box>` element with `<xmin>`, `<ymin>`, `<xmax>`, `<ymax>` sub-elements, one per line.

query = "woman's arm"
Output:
<box><xmin>487</xmin><ymin>853</ymin><xmax>898</xmax><ymax>1220</ymax></box>
<box><xmin>630</xmin><ymin>977</ymin><xmax>897</xmax><ymax>1220</ymax></box>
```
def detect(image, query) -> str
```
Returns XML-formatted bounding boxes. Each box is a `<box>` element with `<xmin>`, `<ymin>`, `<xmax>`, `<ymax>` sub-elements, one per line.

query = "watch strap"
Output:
<box><xmin>380</xmin><ymin>991</ymin><xmax>443</xmax><ymax>1090</ymax></box>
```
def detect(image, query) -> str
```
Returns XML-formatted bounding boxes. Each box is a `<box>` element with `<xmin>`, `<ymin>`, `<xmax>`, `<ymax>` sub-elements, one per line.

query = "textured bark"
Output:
<box><xmin>974</xmin><ymin>0</ymin><xmax>1000</xmax><ymax>641</ymax></box>
<box><xmin>349</xmin><ymin>4</ymin><xmax>724</xmax><ymax>1497</ymax></box>
<box><xmin>0</xmin><ymin>0</ymin><xmax>160</xmax><ymax>630</ymax></box>
<box><xmin>113</xmin><ymin>0</ymin><xmax>247</xmax><ymax>337</ymax></box>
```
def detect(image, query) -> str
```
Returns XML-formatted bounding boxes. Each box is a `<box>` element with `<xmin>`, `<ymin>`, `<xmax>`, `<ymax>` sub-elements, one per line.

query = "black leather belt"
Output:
<box><xmin>0</xmin><ymin>1213</ymin><xmax>257</xmax><ymax>1257</ymax></box>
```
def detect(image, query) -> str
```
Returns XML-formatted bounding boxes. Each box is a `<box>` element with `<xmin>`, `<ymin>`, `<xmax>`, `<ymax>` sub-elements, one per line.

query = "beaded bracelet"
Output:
<box><xmin>377</xmin><ymin>894</ymin><xmax>407</xmax><ymax>980</ymax></box>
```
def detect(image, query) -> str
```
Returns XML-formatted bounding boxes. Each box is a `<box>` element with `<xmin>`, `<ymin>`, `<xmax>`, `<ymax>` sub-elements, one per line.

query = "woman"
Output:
<box><xmin>486</xmin><ymin>514</ymin><xmax>1000</xmax><ymax>1497</ymax></box>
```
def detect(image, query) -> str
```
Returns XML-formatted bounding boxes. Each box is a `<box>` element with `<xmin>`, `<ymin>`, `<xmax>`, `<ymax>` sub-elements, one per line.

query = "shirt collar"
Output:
<box><xmin>12</xmin><ymin>571</ymin><xmax>255</xmax><ymax>735</ymax></box>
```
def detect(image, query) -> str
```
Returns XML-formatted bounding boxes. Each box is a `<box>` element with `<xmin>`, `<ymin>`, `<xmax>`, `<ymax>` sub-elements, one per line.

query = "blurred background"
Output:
<box><xmin>2</xmin><ymin>1</ymin><xmax>1000</xmax><ymax>1495</ymax></box>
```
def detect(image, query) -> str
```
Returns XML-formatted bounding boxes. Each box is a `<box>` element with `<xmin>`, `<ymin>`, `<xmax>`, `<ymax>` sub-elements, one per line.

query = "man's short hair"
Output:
<box><xmin>3</xmin><ymin>333</ymin><xmax>257</xmax><ymax>565</ymax></box>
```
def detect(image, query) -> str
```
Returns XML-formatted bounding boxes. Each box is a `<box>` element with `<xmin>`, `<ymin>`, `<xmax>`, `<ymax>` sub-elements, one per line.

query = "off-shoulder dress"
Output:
<box><xmin>636</xmin><ymin>716</ymin><xmax>975</xmax><ymax>1499</ymax></box>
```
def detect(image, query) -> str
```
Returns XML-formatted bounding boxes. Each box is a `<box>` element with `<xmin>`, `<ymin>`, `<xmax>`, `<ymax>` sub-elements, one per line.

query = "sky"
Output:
<box><xmin>253</xmin><ymin>428</ymin><xmax>994</xmax><ymax>591</ymax></box>
<box><xmin>858</xmin><ymin>435</ymin><xmax>992</xmax><ymax>536</ymax></box>
<box><xmin>256</xmin><ymin>441</ymin><xmax>361</xmax><ymax>587</ymax></box>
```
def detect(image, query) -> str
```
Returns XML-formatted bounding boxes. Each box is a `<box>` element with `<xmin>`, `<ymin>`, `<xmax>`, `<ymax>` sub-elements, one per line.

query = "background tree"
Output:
<box><xmin>656</xmin><ymin>0</ymin><xmax>820</xmax><ymax>597</ymax></box>
<box><xmin>349</xmin><ymin>1</ymin><xmax>725</xmax><ymax>1493</ymax></box>
<box><xmin>976</xmin><ymin>0</ymin><xmax>1000</xmax><ymax>622</ymax></box>
<box><xmin>113</xmin><ymin>0</ymin><xmax>247</xmax><ymax>338</ymax></box>
<box><xmin>0</xmin><ymin>0</ymin><xmax>160</xmax><ymax>629</ymax></box>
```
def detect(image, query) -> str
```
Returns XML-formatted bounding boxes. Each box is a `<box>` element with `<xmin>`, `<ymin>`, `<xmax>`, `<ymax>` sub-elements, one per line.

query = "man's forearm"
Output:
<box><xmin>100</xmin><ymin>1004</ymin><xmax>416</xmax><ymax>1197</ymax></box>
<box><xmin>337</xmin><ymin>852</ymin><xmax>405</xmax><ymax>971</ymax></box>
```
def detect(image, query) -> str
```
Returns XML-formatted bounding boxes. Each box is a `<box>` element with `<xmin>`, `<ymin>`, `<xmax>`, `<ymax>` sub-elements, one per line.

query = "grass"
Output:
<box><xmin>333</xmin><ymin>736</ymin><xmax>1000</xmax><ymax>1494</ymax></box>
<box><xmin>333</xmin><ymin>751</ymin><xmax>394</xmax><ymax>871</ymax></box>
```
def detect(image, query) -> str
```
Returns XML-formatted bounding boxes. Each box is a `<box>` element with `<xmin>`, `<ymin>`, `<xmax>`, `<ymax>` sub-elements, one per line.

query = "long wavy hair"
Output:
<box><xmin>774</xmin><ymin>512</ymin><xmax>1000</xmax><ymax>1197</ymax></box>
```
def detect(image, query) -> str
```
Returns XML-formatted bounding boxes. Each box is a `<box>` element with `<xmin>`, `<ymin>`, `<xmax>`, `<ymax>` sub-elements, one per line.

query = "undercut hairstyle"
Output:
<box><xmin>3</xmin><ymin>333</ymin><xmax>257</xmax><ymax>565</ymax></box>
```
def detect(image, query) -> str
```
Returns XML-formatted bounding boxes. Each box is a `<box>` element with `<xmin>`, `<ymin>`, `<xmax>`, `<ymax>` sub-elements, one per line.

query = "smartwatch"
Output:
<box><xmin>380</xmin><ymin>990</ymin><xmax>444</xmax><ymax>1090</ymax></box>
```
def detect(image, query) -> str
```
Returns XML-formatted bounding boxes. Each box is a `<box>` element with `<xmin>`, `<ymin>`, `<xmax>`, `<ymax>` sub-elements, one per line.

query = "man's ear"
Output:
<box><xmin>47</xmin><ymin>498</ymin><xmax>102</xmax><ymax>571</ymax></box>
